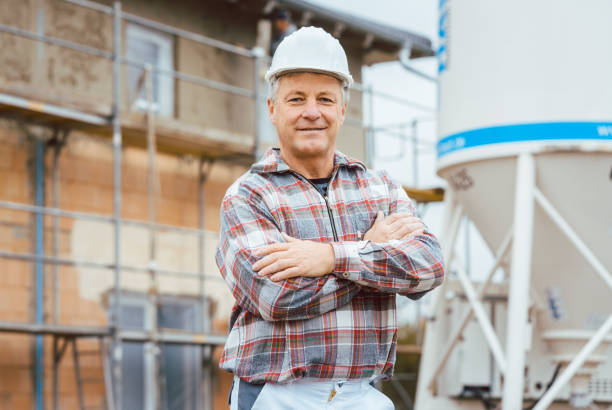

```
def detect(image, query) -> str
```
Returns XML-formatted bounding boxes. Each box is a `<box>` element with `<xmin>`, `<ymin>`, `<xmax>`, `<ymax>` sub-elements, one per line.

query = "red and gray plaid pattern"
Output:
<box><xmin>216</xmin><ymin>148</ymin><xmax>444</xmax><ymax>383</ymax></box>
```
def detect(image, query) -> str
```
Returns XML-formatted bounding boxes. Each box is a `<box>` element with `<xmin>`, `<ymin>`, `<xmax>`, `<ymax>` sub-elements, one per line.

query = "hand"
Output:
<box><xmin>253</xmin><ymin>233</ymin><xmax>335</xmax><ymax>282</ymax></box>
<box><xmin>363</xmin><ymin>211</ymin><xmax>424</xmax><ymax>243</ymax></box>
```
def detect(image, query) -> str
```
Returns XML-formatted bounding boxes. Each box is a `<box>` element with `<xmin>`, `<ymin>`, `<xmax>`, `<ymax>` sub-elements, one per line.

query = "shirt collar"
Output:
<box><xmin>251</xmin><ymin>147</ymin><xmax>366</xmax><ymax>175</ymax></box>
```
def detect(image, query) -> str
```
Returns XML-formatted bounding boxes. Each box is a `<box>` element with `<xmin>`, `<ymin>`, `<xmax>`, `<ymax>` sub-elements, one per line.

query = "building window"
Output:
<box><xmin>111</xmin><ymin>294</ymin><xmax>203</xmax><ymax>410</ymax></box>
<box><xmin>126</xmin><ymin>24</ymin><xmax>174</xmax><ymax>117</ymax></box>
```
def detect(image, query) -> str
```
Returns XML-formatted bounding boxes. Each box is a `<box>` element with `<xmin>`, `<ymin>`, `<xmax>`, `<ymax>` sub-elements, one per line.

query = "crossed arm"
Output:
<box><xmin>216</xmin><ymin>183</ymin><xmax>444</xmax><ymax>322</ymax></box>
<box><xmin>216</xmin><ymin>193</ymin><xmax>362</xmax><ymax>322</ymax></box>
<box><xmin>254</xmin><ymin>211</ymin><xmax>424</xmax><ymax>281</ymax></box>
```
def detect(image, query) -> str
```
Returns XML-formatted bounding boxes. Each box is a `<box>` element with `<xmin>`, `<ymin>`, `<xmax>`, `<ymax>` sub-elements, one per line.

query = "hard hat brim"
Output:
<box><xmin>265</xmin><ymin>67</ymin><xmax>354</xmax><ymax>87</ymax></box>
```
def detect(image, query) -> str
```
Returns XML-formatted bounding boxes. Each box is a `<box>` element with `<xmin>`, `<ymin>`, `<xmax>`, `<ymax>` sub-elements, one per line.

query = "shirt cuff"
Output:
<box><xmin>331</xmin><ymin>241</ymin><xmax>366</xmax><ymax>281</ymax></box>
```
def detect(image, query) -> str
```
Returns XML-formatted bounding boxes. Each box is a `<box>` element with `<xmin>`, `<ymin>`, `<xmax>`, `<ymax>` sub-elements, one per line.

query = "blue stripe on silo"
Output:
<box><xmin>437</xmin><ymin>122</ymin><xmax>612</xmax><ymax>157</ymax></box>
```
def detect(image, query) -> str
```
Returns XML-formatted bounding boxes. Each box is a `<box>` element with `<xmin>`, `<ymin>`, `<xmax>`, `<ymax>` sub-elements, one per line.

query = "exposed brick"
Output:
<box><xmin>0</xmin><ymin>171</ymin><xmax>30</xmax><ymax>202</ymax></box>
<box><xmin>0</xmin><ymin>208</ymin><xmax>31</xmax><ymax>226</ymax></box>
<box><xmin>0</xmin><ymin>147</ymin><xmax>14</xmax><ymax>171</ymax></box>
<box><xmin>5</xmin><ymin>393</ymin><xmax>31</xmax><ymax>410</ymax></box>
<box><xmin>0</xmin><ymin>259</ymin><xmax>31</xmax><ymax>287</ymax></box>
<box><xmin>0</xmin><ymin>286</ymin><xmax>30</xmax><ymax>316</ymax></box>
<box><xmin>0</xmin><ymin>367</ymin><xmax>31</xmax><ymax>394</ymax></box>
<box><xmin>122</xmin><ymin>164</ymin><xmax>148</xmax><ymax>193</ymax></box>
<box><xmin>0</xmin><ymin>335</ymin><xmax>30</xmax><ymax>367</ymax></box>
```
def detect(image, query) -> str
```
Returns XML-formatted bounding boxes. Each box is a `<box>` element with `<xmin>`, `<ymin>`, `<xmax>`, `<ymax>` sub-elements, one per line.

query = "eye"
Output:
<box><xmin>287</xmin><ymin>96</ymin><xmax>304</xmax><ymax>103</ymax></box>
<box><xmin>319</xmin><ymin>97</ymin><xmax>335</xmax><ymax>103</ymax></box>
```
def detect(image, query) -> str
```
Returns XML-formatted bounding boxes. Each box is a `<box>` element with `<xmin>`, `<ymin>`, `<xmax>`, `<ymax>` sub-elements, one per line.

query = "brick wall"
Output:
<box><xmin>0</xmin><ymin>120</ymin><xmax>246</xmax><ymax>409</ymax></box>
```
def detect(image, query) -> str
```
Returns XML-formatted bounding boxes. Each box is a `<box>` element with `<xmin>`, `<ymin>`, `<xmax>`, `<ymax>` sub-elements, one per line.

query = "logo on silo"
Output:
<box><xmin>438</xmin><ymin>0</ymin><xmax>450</xmax><ymax>73</ymax></box>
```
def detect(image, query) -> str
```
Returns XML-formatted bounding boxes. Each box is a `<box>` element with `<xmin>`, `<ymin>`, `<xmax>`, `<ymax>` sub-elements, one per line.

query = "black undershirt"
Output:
<box><xmin>309</xmin><ymin>177</ymin><xmax>331</xmax><ymax>196</ymax></box>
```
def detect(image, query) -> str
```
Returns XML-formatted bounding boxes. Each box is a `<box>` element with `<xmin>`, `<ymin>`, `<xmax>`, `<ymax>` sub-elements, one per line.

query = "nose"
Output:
<box><xmin>301</xmin><ymin>100</ymin><xmax>321</xmax><ymax>120</ymax></box>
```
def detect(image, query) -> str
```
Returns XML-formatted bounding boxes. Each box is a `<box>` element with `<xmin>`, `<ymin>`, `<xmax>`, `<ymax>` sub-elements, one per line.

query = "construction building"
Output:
<box><xmin>0</xmin><ymin>0</ymin><xmax>436</xmax><ymax>408</ymax></box>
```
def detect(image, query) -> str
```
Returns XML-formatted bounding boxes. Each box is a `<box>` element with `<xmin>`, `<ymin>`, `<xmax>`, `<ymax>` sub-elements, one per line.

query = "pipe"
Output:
<box><xmin>0</xmin><ymin>22</ymin><xmax>113</xmax><ymax>60</ymax></box>
<box><xmin>0</xmin><ymin>250</ymin><xmax>224</xmax><ymax>281</ymax></box>
<box><xmin>399</xmin><ymin>46</ymin><xmax>438</xmax><ymax>83</ymax></box>
<box><xmin>0</xmin><ymin>200</ymin><xmax>207</xmax><ymax>236</ymax></box>
<box><xmin>34</xmin><ymin>139</ymin><xmax>44</xmax><ymax>410</ymax></box>
<box><xmin>252</xmin><ymin>46</ymin><xmax>265</xmax><ymax>159</ymax></box>
<box><xmin>198</xmin><ymin>158</ymin><xmax>214</xmax><ymax>410</ymax></box>
<box><xmin>145</xmin><ymin>64</ymin><xmax>160</xmax><ymax>410</ymax></box>
<box><xmin>111</xmin><ymin>3</ymin><xmax>122</xmax><ymax>409</ymax></box>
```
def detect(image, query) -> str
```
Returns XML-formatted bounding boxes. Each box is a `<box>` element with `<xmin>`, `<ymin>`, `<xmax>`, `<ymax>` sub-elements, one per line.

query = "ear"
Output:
<box><xmin>267</xmin><ymin>98</ymin><xmax>277</xmax><ymax>125</ymax></box>
<box><xmin>338</xmin><ymin>102</ymin><xmax>347</xmax><ymax>126</ymax></box>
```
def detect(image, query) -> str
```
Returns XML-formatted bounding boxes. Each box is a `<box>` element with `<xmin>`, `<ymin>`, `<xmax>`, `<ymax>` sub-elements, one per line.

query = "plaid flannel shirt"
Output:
<box><xmin>216</xmin><ymin>148</ymin><xmax>444</xmax><ymax>383</ymax></box>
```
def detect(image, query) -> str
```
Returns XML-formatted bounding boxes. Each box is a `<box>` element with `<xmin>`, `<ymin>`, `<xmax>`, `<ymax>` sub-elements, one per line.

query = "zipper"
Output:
<box><xmin>292</xmin><ymin>167</ymin><xmax>340</xmax><ymax>241</ymax></box>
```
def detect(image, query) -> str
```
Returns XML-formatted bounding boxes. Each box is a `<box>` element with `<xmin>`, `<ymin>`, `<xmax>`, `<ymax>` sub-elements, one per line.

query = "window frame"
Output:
<box><xmin>108</xmin><ymin>292</ymin><xmax>204</xmax><ymax>410</ymax></box>
<box><xmin>126</xmin><ymin>23</ymin><xmax>174</xmax><ymax>117</ymax></box>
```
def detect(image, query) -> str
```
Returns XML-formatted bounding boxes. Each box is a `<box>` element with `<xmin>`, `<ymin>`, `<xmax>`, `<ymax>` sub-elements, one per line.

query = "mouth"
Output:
<box><xmin>296</xmin><ymin>127</ymin><xmax>327</xmax><ymax>131</ymax></box>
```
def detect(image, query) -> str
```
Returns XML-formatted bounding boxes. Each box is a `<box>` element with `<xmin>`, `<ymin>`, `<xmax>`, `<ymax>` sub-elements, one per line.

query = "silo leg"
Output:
<box><xmin>502</xmin><ymin>153</ymin><xmax>535</xmax><ymax>410</ymax></box>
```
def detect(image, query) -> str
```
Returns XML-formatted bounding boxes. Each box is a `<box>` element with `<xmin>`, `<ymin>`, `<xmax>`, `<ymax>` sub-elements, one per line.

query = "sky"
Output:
<box><xmin>304</xmin><ymin>0</ymin><xmax>501</xmax><ymax>324</ymax></box>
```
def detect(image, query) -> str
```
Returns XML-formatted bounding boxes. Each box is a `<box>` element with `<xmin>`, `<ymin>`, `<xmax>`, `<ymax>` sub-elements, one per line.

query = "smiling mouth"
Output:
<box><xmin>297</xmin><ymin>127</ymin><xmax>326</xmax><ymax>131</ymax></box>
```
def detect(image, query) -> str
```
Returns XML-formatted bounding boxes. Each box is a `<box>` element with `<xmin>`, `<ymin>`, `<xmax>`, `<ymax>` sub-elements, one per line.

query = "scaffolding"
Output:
<box><xmin>0</xmin><ymin>1</ymin><xmax>442</xmax><ymax>409</ymax></box>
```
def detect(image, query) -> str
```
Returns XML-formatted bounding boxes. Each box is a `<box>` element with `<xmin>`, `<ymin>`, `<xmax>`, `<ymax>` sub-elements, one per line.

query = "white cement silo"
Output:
<box><xmin>416</xmin><ymin>0</ymin><xmax>612</xmax><ymax>408</ymax></box>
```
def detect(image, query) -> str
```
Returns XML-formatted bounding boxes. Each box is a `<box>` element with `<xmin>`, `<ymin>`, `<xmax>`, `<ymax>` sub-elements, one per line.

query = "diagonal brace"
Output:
<box><xmin>427</xmin><ymin>228</ymin><xmax>513</xmax><ymax>391</ymax></box>
<box><xmin>534</xmin><ymin>188</ymin><xmax>612</xmax><ymax>290</ymax></box>
<box><xmin>532</xmin><ymin>314</ymin><xmax>612</xmax><ymax>410</ymax></box>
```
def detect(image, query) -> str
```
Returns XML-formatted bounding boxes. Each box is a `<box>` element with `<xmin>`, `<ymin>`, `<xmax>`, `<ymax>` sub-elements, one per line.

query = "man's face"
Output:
<box><xmin>268</xmin><ymin>72</ymin><xmax>346</xmax><ymax>161</ymax></box>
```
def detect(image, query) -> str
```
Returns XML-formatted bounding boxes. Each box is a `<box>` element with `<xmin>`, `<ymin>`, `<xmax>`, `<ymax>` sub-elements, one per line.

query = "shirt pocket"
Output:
<box><xmin>350</xmin><ymin>213</ymin><xmax>374</xmax><ymax>240</ymax></box>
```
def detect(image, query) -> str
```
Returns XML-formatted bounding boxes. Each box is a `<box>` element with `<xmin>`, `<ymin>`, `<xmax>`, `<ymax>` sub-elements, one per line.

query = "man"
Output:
<box><xmin>216</xmin><ymin>27</ymin><xmax>444</xmax><ymax>410</ymax></box>
<box><xmin>268</xmin><ymin>9</ymin><xmax>296</xmax><ymax>56</ymax></box>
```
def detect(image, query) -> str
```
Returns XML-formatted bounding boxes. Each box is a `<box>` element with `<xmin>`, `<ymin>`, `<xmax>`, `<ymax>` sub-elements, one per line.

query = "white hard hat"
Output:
<box><xmin>265</xmin><ymin>26</ymin><xmax>354</xmax><ymax>86</ymax></box>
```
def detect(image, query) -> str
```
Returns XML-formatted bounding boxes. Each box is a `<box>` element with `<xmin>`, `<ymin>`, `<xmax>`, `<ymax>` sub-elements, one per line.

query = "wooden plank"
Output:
<box><xmin>403</xmin><ymin>186</ymin><xmax>445</xmax><ymax>203</ymax></box>
<box><xmin>0</xmin><ymin>87</ymin><xmax>255</xmax><ymax>162</ymax></box>
<box><xmin>396</xmin><ymin>344</ymin><xmax>422</xmax><ymax>354</ymax></box>
<box><xmin>0</xmin><ymin>321</ymin><xmax>110</xmax><ymax>337</ymax></box>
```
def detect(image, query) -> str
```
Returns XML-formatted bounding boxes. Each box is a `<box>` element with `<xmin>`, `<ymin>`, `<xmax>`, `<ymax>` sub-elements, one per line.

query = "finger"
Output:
<box><xmin>390</xmin><ymin>223</ymin><xmax>424</xmax><ymax>240</ymax></box>
<box><xmin>254</xmin><ymin>242</ymin><xmax>289</xmax><ymax>257</ymax></box>
<box><xmin>270</xmin><ymin>267</ymin><xmax>302</xmax><ymax>282</ymax></box>
<box><xmin>387</xmin><ymin>216</ymin><xmax>418</xmax><ymax>232</ymax></box>
<box><xmin>384</xmin><ymin>212</ymin><xmax>413</xmax><ymax>224</ymax></box>
<box><xmin>281</xmin><ymin>232</ymin><xmax>297</xmax><ymax>242</ymax></box>
<box><xmin>373</xmin><ymin>210</ymin><xmax>384</xmax><ymax>224</ymax></box>
<box><xmin>253</xmin><ymin>252</ymin><xmax>284</xmax><ymax>271</ymax></box>
<box><xmin>258</xmin><ymin>258</ymin><xmax>295</xmax><ymax>277</ymax></box>
<box><xmin>401</xmin><ymin>229</ymin><xmax>424</xmax><ymax>240</ymax></box>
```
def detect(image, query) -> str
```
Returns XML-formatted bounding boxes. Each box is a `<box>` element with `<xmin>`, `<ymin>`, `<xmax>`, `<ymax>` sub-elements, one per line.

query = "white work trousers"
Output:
<box><xmin>230</xmin><ymin>376</ymin><xmax>395</xmax><ymax>410</ymax></box>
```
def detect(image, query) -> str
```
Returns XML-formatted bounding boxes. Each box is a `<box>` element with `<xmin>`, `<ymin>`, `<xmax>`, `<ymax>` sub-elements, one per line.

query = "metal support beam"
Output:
<box><xmin>415</xmin><ymin>195</ymin><xmax>462</xmax><ymax>406</ymax></box>
<box><xmin>50</xmin><ymin>131</ymin><xmax>67</xmax><ymax>327</ymax></box>
<box><xmin>51</xmin><ymin>130</ymin><xmax>67</xmax><ymax>410</ymax></box>
<box><xmin>72</xmin><ymin>338</ymin><xmax>86</xmax><ymax>410</ymax></box>
<box><xmin>534</xmin><ymin>188</ymin><xmax>612</xmax><ymax>290</ymax></box>
<box><xmin>366</xmin><ymin>85</ymin><xmax>375</xmax><ymax>167</ymax></box>
<box><xmin>53</xmin><ymin>337</ymin><xmax>60</xmax><ymax>410</ymax></box>
<box><xmin>0</xmin><ymin>200</ymin><xmax>207</xmax><ymax>236</ymax></box>
<box><xmin>0</xmin><ymin>249</ymin><xmax>224</xmax><ymax>281</ymax></box>
<box><xmin>198</xmin><ymin>157</ymin><xmax>214</xmax><ymax>410</ymax></box>
<box><xmin>33</xmin><ymin>137</ymin><xmax>46</xmax><ymax>410</ymax></box>
<box><xmin>144</xmin><ymin>65</ymin><xmax>161</xmax><ymax>410</ymax></box>
<box><xmin>455</xmin><ymin>258</ymin><xmax>507</xmax><ymax>374</ymax></box>
<box><xmin>111</xmin><ymin>3</ymin><xmax>123</xmax><ymax>410</ymax></box>
<box><xmin>252</xmin><ymin>46</ymin><xmax>265</xmax><ymax>160</ymax></box>
<box><xmin>0</xmin><ymin>22</ymin><xmax>113</xmax><ymax>60</ymax></box>
<box><xmin>427</xmin><ymin>228</ymin><xmax>513</xmax><ymax>391</ymax></box>
<box><xmin>502</xmin><ymin>153</ymin><xmax>535</xmax><ymax>410</ymax></box>
<box><xmin>532</xmin><ymin>314</ymin><xmax>612</xmax><ymax>410</ymax></box>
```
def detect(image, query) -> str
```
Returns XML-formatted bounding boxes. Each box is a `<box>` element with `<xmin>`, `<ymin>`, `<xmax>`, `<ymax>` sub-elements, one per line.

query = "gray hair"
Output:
<box><xmin>267</xmin><ymin>73</ymin><xmax>350</xmax><ymax>105</ymax></box>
